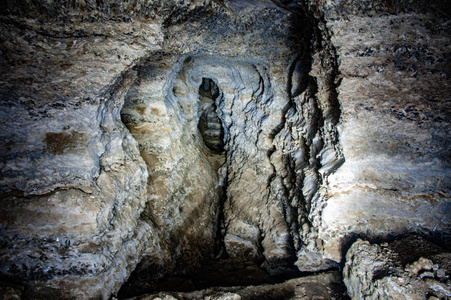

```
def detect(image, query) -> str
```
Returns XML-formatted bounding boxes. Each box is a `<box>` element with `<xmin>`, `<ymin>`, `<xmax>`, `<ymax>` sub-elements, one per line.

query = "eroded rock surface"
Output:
<box><xmin>317</xmin><ymin>0</ymin><xmax>451</xmax><ymax>264</ymax></box>
<box><xmin>0</xmin><ymin>0</ymin><xmax>449</xmax><ymax>299</ymax></box>
<box><xmin>343</xmin><ymin>236</ymin><xmax>451</xmax><ymax>300</ymax></box>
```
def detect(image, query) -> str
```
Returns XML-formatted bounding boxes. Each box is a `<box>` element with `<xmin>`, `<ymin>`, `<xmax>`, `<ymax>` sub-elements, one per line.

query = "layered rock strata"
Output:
<box><xmin>309</xmin><ymin>0</ymin><xmax>451</xmax><ymax>265</ymax></box>
<box><xmin>0</xmin><ymin>0</ymin><xmax>449</xmax><ymax>299</ymax></box>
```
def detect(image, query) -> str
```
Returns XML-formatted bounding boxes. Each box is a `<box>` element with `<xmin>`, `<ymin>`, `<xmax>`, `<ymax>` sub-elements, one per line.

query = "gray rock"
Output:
<box><xmin>343</xmin><ymin>236</ymin><xmax>451</xmax><ymax>300</ymax></box>
<box><xmin>0</xmin><ymin>0</ymin><xmax>449</xmax><ymax>298</ymax></box>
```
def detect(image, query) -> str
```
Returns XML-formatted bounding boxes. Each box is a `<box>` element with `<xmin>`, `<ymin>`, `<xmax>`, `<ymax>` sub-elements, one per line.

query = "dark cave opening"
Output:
<box><xmin>117</xmin><ymin>258</ymin><xmax>312</xmax><ymax>299</ymax></box>
<box><xmin>197</xmin><ymin>78</ymin><xmax>225</xmax><ymax>153</ymax></box>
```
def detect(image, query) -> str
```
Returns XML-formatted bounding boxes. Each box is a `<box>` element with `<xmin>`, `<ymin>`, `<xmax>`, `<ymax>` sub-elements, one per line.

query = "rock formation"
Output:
<box><xmin>344</xmin><ymin>236</ymin><xmax>451</xmax><ymax>299</ymax></box>
<box><xmin>0</xmin><ymin>0</ymin><xmax>449</xmax><ymax>299</ymax></box>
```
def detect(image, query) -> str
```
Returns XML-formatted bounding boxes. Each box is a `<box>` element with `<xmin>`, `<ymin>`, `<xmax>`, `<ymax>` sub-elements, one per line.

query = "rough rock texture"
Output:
<box><xmin>343</xmin><ymin>236</ymin><xmax>451</xmax><ymax>299</ymax></box>
<box><xmin>0</xmin><ymin>2</ymin><xmax>163</xmax><ymax>298</ymax></box>
<box><xmin>315</xmin><ymin>0</ymin><xmax>451</xmax><ymax>264</ymax></box>
<box><xmin>0</xmin><ymin>0</ymin><xmax>449</xmax><ymax>299</ymax></box>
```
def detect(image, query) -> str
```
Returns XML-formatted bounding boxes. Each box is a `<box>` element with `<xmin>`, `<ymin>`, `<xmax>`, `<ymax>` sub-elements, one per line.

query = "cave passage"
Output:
<box><xmin>197</xmin><ymin>78</ymin><xmax>225</xmax><ymax>153</ymax></box>
<box><xmin>2</xmin><ymin>0</ymin><xmax>450</xmax><ymax>298</ymax></box>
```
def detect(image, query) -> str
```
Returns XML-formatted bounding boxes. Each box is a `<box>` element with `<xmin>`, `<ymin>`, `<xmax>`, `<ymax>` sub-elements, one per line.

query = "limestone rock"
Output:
<box><xmin>0</xmin><ymin>0</ymin><xmax>449</xmax><ymax>298</ymax></box>
<box><xmin>311</xmin><ymin>0</ymin><xmax>451</xmax><ymax>265</ymax></box>
<box><xmin>343</xmin><ymin>236</ymin><xmax>451</xmax><ymax>300</ymax></box>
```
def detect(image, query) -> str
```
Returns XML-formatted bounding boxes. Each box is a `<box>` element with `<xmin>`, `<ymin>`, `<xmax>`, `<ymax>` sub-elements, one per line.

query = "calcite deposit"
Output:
<box><xmin>0</xmin><ymin>0</ymin><xmax>449</xmax><ymax>299</ymax></box>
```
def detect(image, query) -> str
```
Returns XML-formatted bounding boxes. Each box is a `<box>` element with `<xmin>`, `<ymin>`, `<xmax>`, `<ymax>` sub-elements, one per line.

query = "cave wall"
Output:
<box><xmin>0</xmin><ymin>0</ymin><xmax>449</xmax><ymax>298</ymax></box>
<box><xmin>0</xmin><ymin>2</ymin><xmax>164</xmax><ymax>298</ymax></box>
<box><xmin>309</xmin><ymin>0</ymin><xmax>451</xmax><ymax>263</ymax></box>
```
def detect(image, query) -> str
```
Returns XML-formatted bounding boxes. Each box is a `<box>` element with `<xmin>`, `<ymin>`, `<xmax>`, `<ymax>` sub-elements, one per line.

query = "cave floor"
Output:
<box><xmin>118</xmin><ymin>259</ymin><xmax>349</xmax><ymax>300</ymax></box>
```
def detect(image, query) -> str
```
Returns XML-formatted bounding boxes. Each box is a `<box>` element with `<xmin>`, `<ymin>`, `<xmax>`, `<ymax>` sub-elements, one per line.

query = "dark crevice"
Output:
<box><xmin>198</xmin><ymin>78</ymin><xmax>225</xmax><ymax>153</ymax></box>
<box><xmin>213</xmin><ymin>173</ymin><xmax>229</xmax><ymax>260</ymax></box>
<box><xmin>276</xmin><ymin>4</ymin><xmax>319</xmax><ymax>257</ymax></box>
<box><xmin>148</xmin><ymin>259</ymin><xmax>309</xmax><ymax>295</ymax></box>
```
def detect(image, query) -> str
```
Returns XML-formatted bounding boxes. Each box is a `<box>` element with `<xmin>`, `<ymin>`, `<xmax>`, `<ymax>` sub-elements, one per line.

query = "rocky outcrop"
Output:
<box><xmin>343</xmin><ymin>236</ymin><xmax>451</xmax><ymax>299</ymax></box>
<box><xmin>0</xmin><ymin>0</ymin><xmax>449</xmax><ymax>299</ymax></box>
